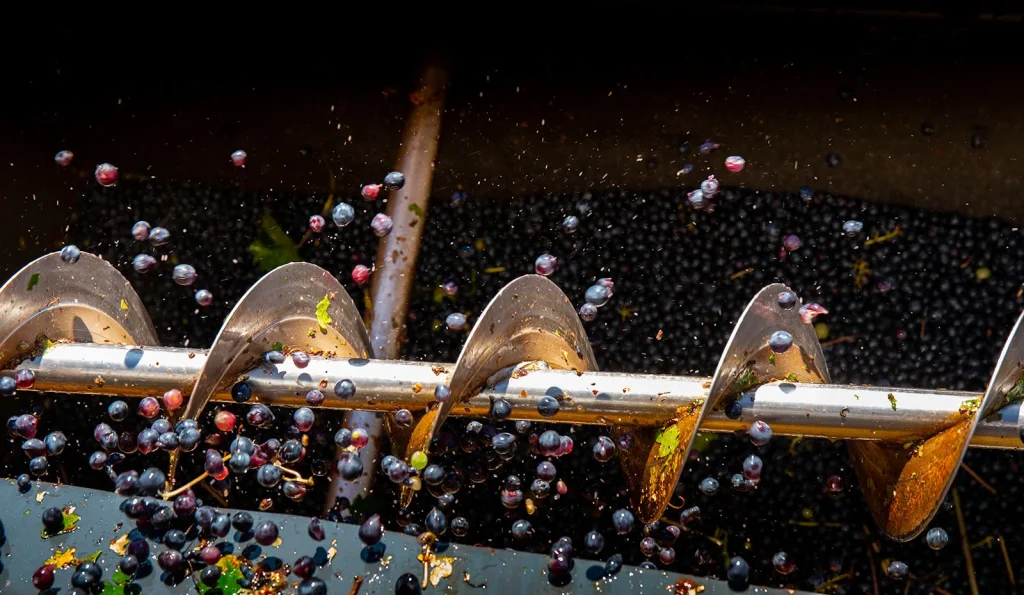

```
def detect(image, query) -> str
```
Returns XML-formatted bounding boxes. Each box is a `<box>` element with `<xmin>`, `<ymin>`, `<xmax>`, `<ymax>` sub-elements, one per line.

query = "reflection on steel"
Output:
<box><xmin>399</xmin><ymin>274</ymin><xmax>596</xmax><ymax>506</ymax></box>
<box><xmin>3</xmin><ymin>253</ymin><xmax>1023</xmax><ymax>542</ymax></box>
<box><xmin>16</xmin><ymin>341</ymin><xmax>1023</xmax><ymax>451</ymax></box>
<box><xmin>0</xmin><ymin>252</ymin><xmax>158</xmax><ymax>364</ymax></box>
<box><xmin>350</xmin><ymin>56</ymin><xmax>449</xmax><ymax>509</ymax></box>
<box><xmin>173</xmin><ymin>262</ymin><xmax>370</xmax><ymax>491</ymax></box>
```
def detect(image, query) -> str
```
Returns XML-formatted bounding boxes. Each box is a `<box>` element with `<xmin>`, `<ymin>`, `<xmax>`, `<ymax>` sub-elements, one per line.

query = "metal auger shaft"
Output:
<box><xmin>13</xmin><ymin>342</ymin><xmax>1022</xmax><ymax>450</ymax></box>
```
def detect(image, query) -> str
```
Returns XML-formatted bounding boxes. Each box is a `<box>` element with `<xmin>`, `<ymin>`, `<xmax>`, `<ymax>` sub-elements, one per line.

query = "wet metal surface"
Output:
<box><xmin>0</xmin><ymin>481</ymin><xmax>807</xmax><ymax>594</ymax></box>
<box><xmin>0</xmin><ymin>252</ymin><xmax>158</xmax><ymax>366</ymax></box>
<box><xmin>16</xmin><ymin>342</ymin><xmax>1024</xmax><ymax>450</ymax></box>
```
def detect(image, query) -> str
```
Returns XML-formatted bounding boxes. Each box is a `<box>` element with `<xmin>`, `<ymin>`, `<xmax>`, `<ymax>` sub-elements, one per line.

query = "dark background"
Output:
<box><xmin>1</xmin><ymin>6</ymin><xmax>1023</xmax><ymax>593</ymax></box>
<box><xmin>1</xmin><ymin>5</ymin><xmax>1022</xmax><ymax>279</ymax></box>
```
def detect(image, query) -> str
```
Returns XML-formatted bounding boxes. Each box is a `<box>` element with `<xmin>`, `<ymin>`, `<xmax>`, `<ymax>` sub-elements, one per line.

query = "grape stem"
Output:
<box><xmin>161</xmin><ymin>454</ymin><xmax>232</xmax><ymax>500</ymax></box>
<box><xmin>273</xmin><ymin>461</ymin><xmax>315</xmax><ymax>485</ymax></box>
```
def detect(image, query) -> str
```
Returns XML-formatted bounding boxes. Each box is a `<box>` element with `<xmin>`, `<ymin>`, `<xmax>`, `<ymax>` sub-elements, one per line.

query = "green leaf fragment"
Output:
<box><xmin>271</xmin><ymin>341</ymin><xmax>284</xmax><ymax>352</ymax></box>
<box><xmin>654</xmin><ymin>425</ymin><xmax>680</xmax><ymax>459</ymax></box>
<box><xmin>196</xmin><ymin>554</ymin><xmax>246</xmax><ymax>595</ymax></box>
<box><xmin>248</xmin><ymin>210</ymin><xmax>302</xmax><ymax>272</ymax></box>
<box><xmin>315</xmin><ymin>294</ymin><xmax>332</xmax><ymax>332</ymax></box>
<box><xmin>888</xmin><ymin>393</ymin><xmax>898</xmax><ymax>411</ymax></box>
<box><xmin>408</xmin><ymin>203</ymin><xmax>424</xmax><ymax>217</ymax></box>
<box><xmin>41</xmin><ymin>511</ymin><xmax>81</xmax><ymax>538</ymax></box>
<box><xmin>99</xmin><ymin>580</ymin><xmax>124</xmax><ymax>595</ymax></box>
<box><xmin>111</xmin><ymin>568</ymin><xmax>131</xmax><ymax>586</ymax></box>
<box><xmin>27</xmin><ymin>272</ymin><xmax>40</xmax><ymax>291</ymax></box>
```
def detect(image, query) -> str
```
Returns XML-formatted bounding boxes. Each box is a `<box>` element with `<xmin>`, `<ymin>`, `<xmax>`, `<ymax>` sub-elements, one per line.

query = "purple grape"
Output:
<box><xmin>584</xmin><ymin>284</ymin><xmax>611</xmax><ymax>307</ymax></box>
<box><xmin>772</xmin><ymin>551</ymin><xmax>796</xmax><ymax>574</ymax></box>
<box><xmin>257</xmin><ymin>464</ymin><xmax>283</xmax><ymax>487</ymax></box>
<box><xmin>886</xmin><ymin>560</ymin><xmax>909</xmax><ymax>579</ymax></box>
<box><xmin>131</xmin><ymin>221</ymin><xmax>151</xmax><ymax>241</ymax></box>
<box><xmin>491</xmin><ymin>432</ymin><xmax>516</xmax><ymax>455</ymax></box>
<box><xmin>195</xmin><ymin>289</ymin><xmax>214</xmax><ymax>307</ymax></box>
<box><xmin>247</xmin><ymin>404</ymin><xmax>275</xmax><ymax>427</ymax></box>
<box><xmin>263</xmin><ymin>350</ymin><xmax>286</xmax><ymax>365</ymax></box>
<box><xmin>157</xmin><ymin>550</ymin><xmax>184</xmax><ymax>572</ymax></box>
<box><xmin>425</xmin><ymin>507</ymin><xmax>447</xmax><ymax>535</ymax></box>
<box><xmin>137</xmin><ymin>428</ymin><xmax>159</xmax><ymax>454</ymax></box>
<box><xmin>777</xmin><ymin>290</ymin><xmax>798</xmax><ymax>309</ymax></box>
<box><xmin>29</xmin><ymin>456</ymin><xmax>48</xmax><ymax>476</ymax></box>
<box><xmin>616</xmin><ymin>433</ymin><xmax>635</xmax><ymax>452</ymax></box>
<box><xmin>490</xmin><ymin>398</ymin><xmax>512</xmax><ymax>420</ymax></box>
<box><xmin>394</xmin><ymin>409</ymin><xmax>413</xmax><ymax>427</ymax></box>
<box><xmin>742</xmin><ymin>454</ymin><xmax>763</xmax><ymax>481</ymax></box>
<box><xmin>579</xmin><ymin>303</ymin><xmax>598</xmax><ymax>321</ymax></box>
<box><xmin>334</xmin><ymin>379</ymin><xmax>356</xmax><ymax>398</ymax></box>
<box><xmin>148</xmin><ymin>227</ymin><xmax>171</xmax><ymax>246</ymax></box>
<box><xmin>699</xmin><ymin>477</ymin><xmax>719</xmax><ymax>495</ymax></box>
<box><xmin>612</xmin><ymin>509</ymin><xmax>635</xmax><ymax>535</ymax></box>
<box><xmin>59</xmin><ymin>244</ymin><xmax>81</xmax><ymax>264</ymax></box>
<box><xmin>511</xmin><ymin>519</ymin><xmax>533</xmax><ymax>540</ymax></box>
<box><xmin>727</xmin><ymin>556</ymin><xmax>750</xmax><ymax>590</ymax></box>
<box><xmin>114</xmin><ymin>471</ymin><xmax>139</xmax><ymax>495</ymax></box>
<box><xmin>769</xmin><ymin>330</ymin><xmax>793</xmax><ymax>354</ymax></box>
<box><xmin>445</xmin><ymin>313</ymin><xmax>467</xmax><ymax>331</ymax></box>
<box><xmin>132</xmin><ymin>253</ymin><xmax>158</xmax><ymax>273</ymax></box>
<box><xmin>592</xmin><ymin>436</ymin><xmax>616</xmax><ymax>462</ymax></box>
<box><xmin>138</xmin><ymin>396</ymin><xmax>160</xmax><ymax>418</ymax></box>
<box><xmin>536</xmin><ymin>396</ymin><xmax>560</xmax><ymax>418</ymax></box>
<box><xmin>88</xmin><ymin>451</ymin><xmax>108</xmax><ymax>470</ymax></box>
<box><xmin>308</xmin><ymin>517</ymin><xmax>325</xmax><ymax>541</ymax></box>
<box><xmin>293</xmin><ymin>407</ymin><xmax>315</xmax><ymax>432</ymax></box>
<box><xmin>383</xmin><ymin>171</ymin><xmax>405</xmax><ymax>189</ymax></box>
<box><xmin>22</xmin><ymin>438</ymin><xmax>46</xmax><ymax>458</ymax></box>
<box><xmin>534</xmin><ymin>253</ymin><xmax>557</xmax><ymax>276</ymax></box>
<box><xmin>358</xmin><ymin>514</ymin><xmax>384</xmax><ymax>545</ymax></box>
<box><xmin>157</xmin><ymin>431</ymin><xmax>179</xmax><ymax>450</ymax></box>
<box><xmin>338</xmin><ymin>452</ymin><xmax>363</xmax><ymax>481</ymax></box>
<box><xmin>539</xmin><ymin>431</ymin><xmax>562</xmax><ymax>456</ymax></box>
<box><xmin>14</xmin><ymin>414</ymin><xmax>38</xmax><ymax>439</ymax></box>
<box><xmin>108</xmin><ymin>400</ymin><xmax>129</xmax><ymax>421</ymax></box>
<box><xmin>639</xmin><ymin>536</ymin><xmax>659</xmax><ymax>557</ymax></box>
<box><xmin>748</xmin><ymin>420</ymin><xmax>773</xmax><ymax>446</ymax></box>
<box><xmin>370</xmin><ymin>213</ymin><xmax>394</xmax><ymax>237</ymax></box>
<box><xmin>254</xmin><ymin>520</ymin><xmax>279</xmax><ymax>546</ymax></box>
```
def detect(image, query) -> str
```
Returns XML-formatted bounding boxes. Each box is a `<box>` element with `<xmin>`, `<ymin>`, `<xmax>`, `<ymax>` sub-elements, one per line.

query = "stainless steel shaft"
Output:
<box><xmin>13</xmin><ymin>342</ymin><xmax>1022</xmax><ymax>450</ymax></box>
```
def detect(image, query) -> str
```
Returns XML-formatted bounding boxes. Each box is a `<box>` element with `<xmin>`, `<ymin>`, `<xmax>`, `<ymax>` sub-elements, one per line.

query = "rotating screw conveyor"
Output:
<box><xmin>3</xmin><ymin>251</ymin><xmax>1023</xmax><ymax>543</ymax></box>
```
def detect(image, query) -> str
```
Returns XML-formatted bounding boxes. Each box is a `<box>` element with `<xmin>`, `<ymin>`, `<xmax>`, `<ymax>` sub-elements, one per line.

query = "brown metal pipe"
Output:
<box><xmin>333</xmin><ymin>56</ymin><xmax>448</xmax><ymax>511</ymax></box>
<box><xmin>368</xmin><ymin>59</ymin><xmax>448</xmax><ymax>356</ymax></box>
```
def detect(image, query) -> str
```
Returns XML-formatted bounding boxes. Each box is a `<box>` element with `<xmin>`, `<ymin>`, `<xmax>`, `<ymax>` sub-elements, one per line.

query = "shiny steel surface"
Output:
<box><xmin>399</xmin><ymin>274</ymin><xmax>596</xmax><ymax>506</ymax></box>
<box><xmin>175</xmin><ymin>263</ymin><xmax>370</xmax><ymax>488</ymax></box>
<box><xmin>181</xmin><ymin>262</ymin><xmax>371</xmax><ymax>422</ymax></box>
<box><xmin>353</xmin><ymin>59</ymin><xmax>448</xmax><ymax>509</ymax></box>
<box><xmin>852</xmin><ymin>308</ymin><xmax>1024</xmax><ymax>541</ymax></box>
<box><xmin>623</xmin><ymin>283</ymin><xmax>831</xmax><ymax>524</ymax></box>
<box><xmin>17</xmin><ymin>342</ymin><xmax>1024</xmax><ymax>450</ymax></box>
<box><xmin>0</xmin><ymin>252</ymin><xmax>158</xmax><ymax>365</ymax></box>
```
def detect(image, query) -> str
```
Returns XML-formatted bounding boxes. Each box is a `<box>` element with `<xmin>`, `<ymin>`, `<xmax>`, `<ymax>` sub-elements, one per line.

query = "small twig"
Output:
<box><xmin>960</xmin><ymin>462</ymin><xmax>997</xmax><ymax>494</ymax></box>
<box><xmin>920</xmin><ymin>318</ymin><xmax>928</xmax><ymax>340</ymax></box>
<box><xmin>347</xmin><ymin>575</ymin><xmax>364</xmax><ymax>595</ymax></box>
<box><xmin>821</xmin><ymin>335</ymin><xmax>858</xmax><ymax>347</ymax></box>
<box><xmin>161</xmin><ymin>454</ymin><xmax>232</xmax><ymax>499</ymax></box>
<box><xmin>273</xmin><ymin>462</ymin><xmax>316</xmax><ymax>485</ymax></box>
<box><xmin>864</xmin><ymin>529</ymin><xmax>879</xmax><ymax>595</ymax></box>
<box><xmin>998</xmin><ymin>535</ymin><xmax>1016</xmax><ymax>587</ymax></box>
<box><xmin>953</xmin><ymin>489</ymin><xmax>980</xmax><ymax>595</ymax></box>
<box><xmin>420</xmin><ymin>543</ymin><xmax>431</xmax><ymax>589</ymax></box>
<box><xmin>198</xmin><ymin>481</ymin><xmax>229</xmax><ymax>507</ymax></box>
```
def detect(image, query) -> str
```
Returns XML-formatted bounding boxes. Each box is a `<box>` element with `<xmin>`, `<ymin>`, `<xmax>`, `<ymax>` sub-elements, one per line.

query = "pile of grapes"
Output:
<box><xmin>3</xmin><ymin>165</ymin><xmax>1022</xmax><ymax>592</ymax></box>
